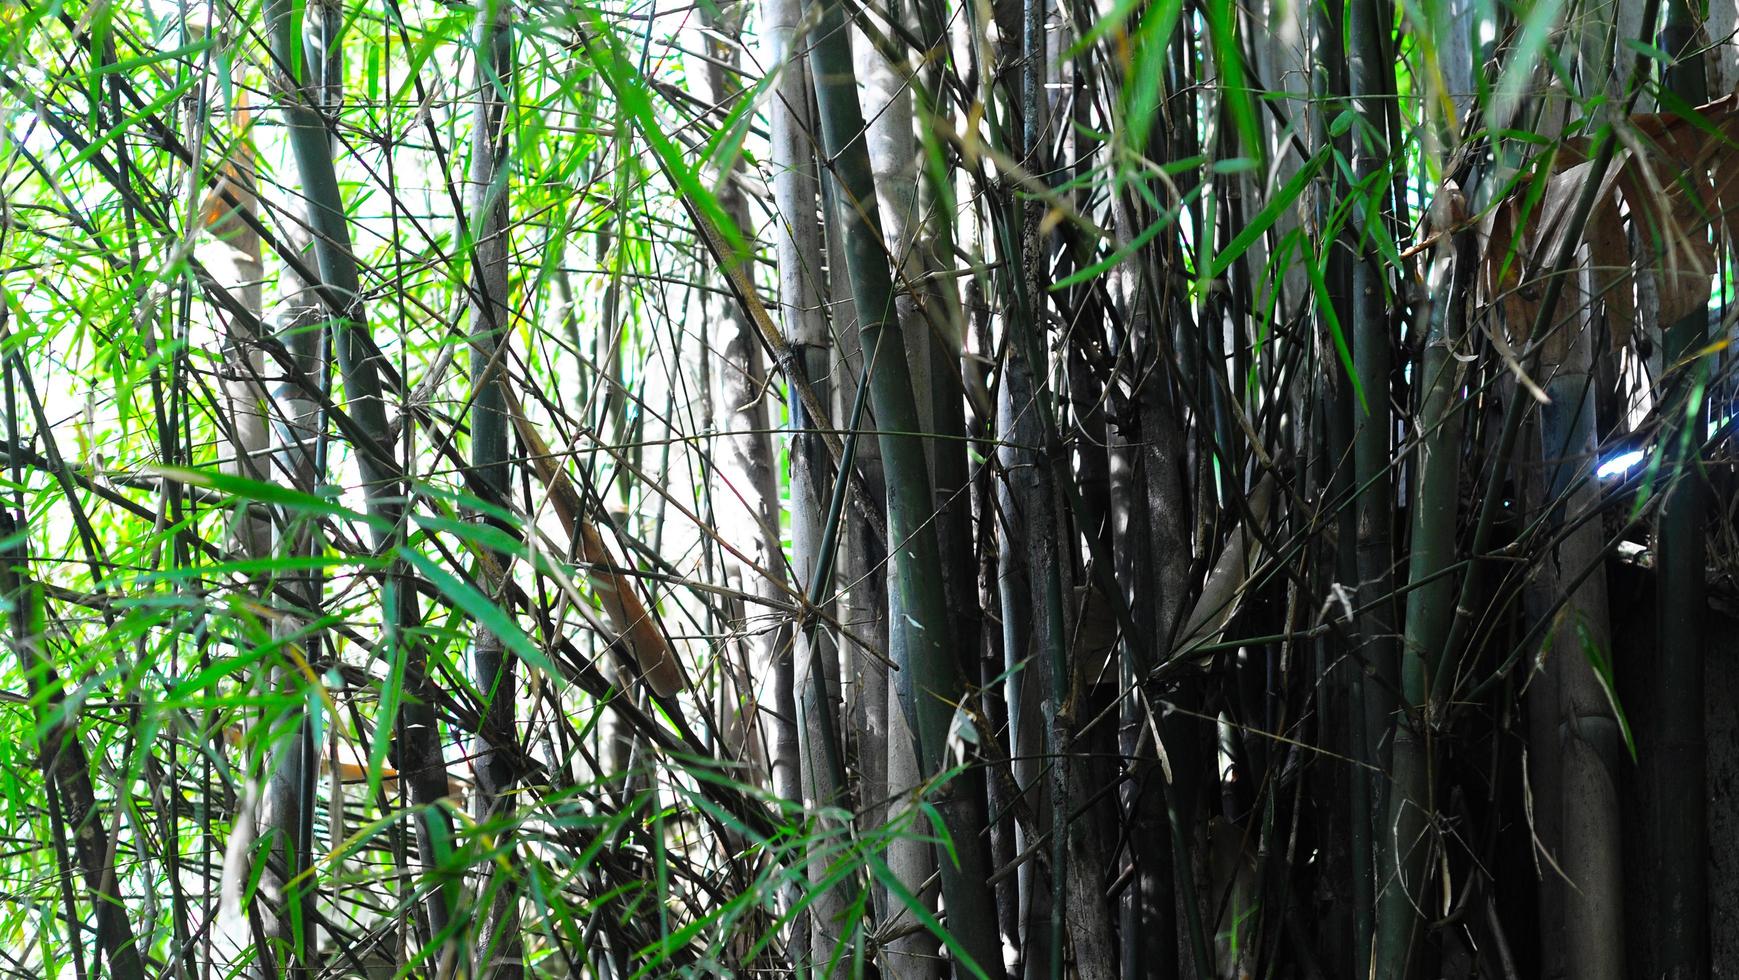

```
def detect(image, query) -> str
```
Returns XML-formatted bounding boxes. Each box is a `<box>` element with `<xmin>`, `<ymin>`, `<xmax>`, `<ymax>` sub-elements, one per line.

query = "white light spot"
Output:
<box><xmin>1597</xmin><ymin>449</ymin><xmax>1646</xmax><ymax>480</ymax></box>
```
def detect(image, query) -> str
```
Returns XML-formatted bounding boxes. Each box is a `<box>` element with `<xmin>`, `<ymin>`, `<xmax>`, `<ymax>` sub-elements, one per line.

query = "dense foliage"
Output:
<box><xmin>1</xmin><ymin>0</ymin><xmax>1736</xmax><ymax>977</ymax></box>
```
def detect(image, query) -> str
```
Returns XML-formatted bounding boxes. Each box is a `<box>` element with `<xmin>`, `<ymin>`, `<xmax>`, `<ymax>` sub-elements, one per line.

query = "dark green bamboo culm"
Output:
<box><xmin>1</xmin><ymin>513</ymin><xmax>145</xmax><ymax>980</ymax></box>
<box><xmin>262</xmin><ymin>0</ymin><xmax>456</xmax><ymax>946</ymax></box>
<box><xmin>1345</xmin><ymin>0</ymin><xmax>1398</xmax><ymax>971</ymax></box>
<box><xmin>464</xmin><ymin>1</ymin><xmax>521</xmax><ymax>976</ymax></box>
<box><xmin>465</xmin><ymin>0</ymin><xmax>514</xmax><ymax>808</ymax></box>
<box><xmin>1310</xmin><ymin>0</ymin><xmax>1373</xmax><ymax>968</ymax></box>
<box><xmin>1019</xmin><ymin>0</ymin><xmax>1072</xmax><ymax>969</ymax></box>
<box><xmin>260</xmin><ymin>4</ymin><xmax>343</xmax><ymax>968</ymax></box>
<box><xmin>798</xmin><ymin>0</ymin><xmax>1001</xmax><ymax>971</ymax></box>
<box><xmin>1651</xmin><ymin>5</ymin><xmax>1708</xmax><ymax>975</ymax></box>
<box><xmin>1375</xmin><ymin>206</ymin><xmax>1472</xmax><ymax>977</ymax></box>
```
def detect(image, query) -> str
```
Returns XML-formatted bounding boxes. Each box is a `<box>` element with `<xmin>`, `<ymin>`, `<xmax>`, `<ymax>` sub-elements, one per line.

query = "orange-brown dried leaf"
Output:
<box><xmin>504</xmin><ymin>389</ymin><xmax>683</xmax><ymax>697</ymax></box>
<box><xmin>197</xmin><ymin>102</ymin><xmax>260</xmax><ymax>261</ymax></box>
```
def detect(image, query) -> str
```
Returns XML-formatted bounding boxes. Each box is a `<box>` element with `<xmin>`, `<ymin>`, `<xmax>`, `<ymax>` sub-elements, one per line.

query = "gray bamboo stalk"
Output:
<box><xmin>1251</xmin><ymin>0</ymin><xmax>1311</xmax><ymax>314</ymax></box>
<box><xmin>861</xmin><ymin>14</ymin><xmax>1004</xmax><ymax>974</ymax></box>
<box><xmin>1009</xmin><ymin>0</ymin><xmax>1114</xmax><ymax>970</ymax></box>
<box><xmin>1534</xmin><ymin>265</ymin><xmax>1625</xmax><ymax>980</ymax></box>
<box><xmin>758</xmin><ymin>0</ymin><xmax>817</xmax><ymax>811</ymax></box>
<box><xmin>1008</xmin><ymin>0</ymin><xmax>1059</xmax><ymax>975</ymax></box>
<box><xmin>257</xmin><ymin>7</ymin><xmax>343</xmax><ymax>968</ymax></box>
<box><xmin>270</xmin><ymin>11</ymin><xmax>342</xmax><ymax>966</ymax></box>
<box><xmin>1108</xmin><ymin>365</ymin><xmax>1165</xmax><ymax>980</ymax></box>
<box><xmin>263</xmin><ymin>228</ymin><xmax>324</xmax><ymax>980</ymax></box>
<box><xmin>754</xmin><ymin>0</ymin><xmax>828</xmax><ymax>965</ymax></box>
<box><xmin>200</xmin><ymin>84</ymin><xmax>309</xmax><ymax>974</ymax></box>
<box><xmin>773</xmin><ymin>107</ymin><xmax>851</xmax><ymax>980</ymax></box>
<box><xmin>705</xmin><ymin>0</ymin><xmax>843</xmax><ymax>966</ymax></box>
<box><xmin>1711</xmin><ymin>0</ymin><xmax>1739</xmax><ymax>95</ymax></box>
<box><xmin>1517</xmin><ymin>22</ymin><xmax>1608</xmax><ymax>980</ymax></box>
<box><xmin>997</xmin><ymin>318</ymin><xmax>1106</xmax><ymax>980</ymax></box>
<box><xmin>261</xmin><ymin>0</ymin><xmax>390</xmax><ymax>462</ymax></box>
<box><xmin>879</xmin><ymin>314</ymin><xmax>941</xmax><ymax>978</ymax></box>
<box><xmin>826</xmin><ymin>207</ymin><xmax>907</xmax><ymax>974</ymax></box>
<box><xmin>789</xmin><ymin>363</ymin><xmax>851</xmax><ymax>976</ymax></box>
<box><xmin>215</xmin><ymin>168</ymin><xmax>272</xmax><ymax>557</ymax></box>
<box><xmin>800</xmin><ymin>0</ymin><xmax>1001</xmax><ymax>971</ymax></box>
<box><xmin>1110</xmin><ymin>193</ymin><xmax>1192</xmax><ymax>980</ymax></box>
<box><xmin>833</xmin><ymin>330</ymin><xmax>889</xmax><ymax>849</ymax></box>
<box><xmin>993</xmin><ymin>363</ymin><xmax>1048</xmax><ymax>978</ymax></box>
<box><xmin>465</xmin><ymin>0</ymin><xmax>513</xmax><ymax>818</ymax></box>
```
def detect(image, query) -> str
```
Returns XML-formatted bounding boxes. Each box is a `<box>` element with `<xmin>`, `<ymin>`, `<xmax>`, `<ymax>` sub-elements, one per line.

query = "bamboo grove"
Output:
<box><xmin>4</xmin><ymin>0</ymin><xmax>1739</xmax><ymax>976</ymax></box>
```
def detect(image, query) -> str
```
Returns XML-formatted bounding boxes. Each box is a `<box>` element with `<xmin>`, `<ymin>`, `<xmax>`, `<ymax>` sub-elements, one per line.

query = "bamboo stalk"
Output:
<box><xmin>201</xmin><ymin>78</ymin><xmax>318</xmax><ymax>973</ymax></box>
<box><xmin>1375</xmin><ymin>197</ymin><xmax>1471</xmax><ymax>978</ymax></box>
<box><xmin>799</xmin><ymin>0</ymin><xmax>1002</xmax><ymax>970</ymax></box>
<box><xmin>463</xmin><ymin>2</ymin><xmax>522</xmax><ymax>976</ymax></box>
<box><xmin>1343</xmin><ymin>3</ymin><xmax>1402</xmax><ymax>974</ymax></box>
<box><xmin>261</xmin><ymin>0</ymin><xmax>456</xmax><ymax>947</ymax></box>
<box><xmin>1650</xmin><ymin>6</ymin><xmax>1709</xmax><ymax>974</ymax></box>
<box><xmin>1535</xmin><ymin>264</ymin><xmax>1626</xmax><ymax>980</ymax></box>
<box><xmin>755</xmin><ymin>0</ymin><xmax>827</xmax><ymax>961</ymax></box>
<box><xmin>464</xmin><ymin>0</ymin><xmax>515</xmax><ymax>801</ymax></box>
<box><xmin>0</xmin><ymin>514</ymin><xmax>144</xmax><ymax>980</ymax></box>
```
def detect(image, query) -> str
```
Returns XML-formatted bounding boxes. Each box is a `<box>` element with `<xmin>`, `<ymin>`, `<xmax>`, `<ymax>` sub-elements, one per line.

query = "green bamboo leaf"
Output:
<box><xmin>397</xmin><ymin>546</ymin><xmax>561</xmax><ymax>683</ymax></box>
<box><xmin>1065</xmin><ymin>0</ymin><xmax>1158</xmax><ymax>57</ymax></box>
<box><xmin>1122</xmin><ymin>0</ymin><xmax>1186</xmax><ymax>157</ymax></box>
<box><xmin>1305</xmin><ymin>238</ymin><xmax>1368</xmax><ymax>413</ymax></box>
<box><xmin>89</xmin><ymin>37</ymin><xmax>212</xmax><ymax>76</ymax></box>
<box><xmin>867</xmin><ymin>854</ymin><xmax>990</xmax><ymax>980</ymax></box>
<box><xmin>579</xmin><ymin>10</ymin><xmax>748</xmax><ymax>263</ymax></box>
<box><xmin>167</xmin><ymin>614</ymin><xmax>346</xmax><ymax>701</ymax></box>
<box><xmin>149</xmin><ymin>467</ymin><xmax>383</xmax><ymax>528</ymax></box>
<box><xmin>1051</xmin><ymin>176</ymin><xmax>1209</xmax><ymax>290</ymax></box>
<box><xmin>1207</xmin><ymin>148</ymin><xmax>1326</xmax><ymax>282</ymax></box>
<box><xmin>369</xmin><ymin>620</ymin><xmax>405</xmax><ymax>804</ymax></box>
<box><xmin>1201</xmin><ymin>0</ymin><xmax>1261</xmax><ymax>162</ymax></box>
<box><xmin>394</xmin><ymin>11</ymin><xmax>470</xmax><ymax>103</ymax></box>
<box><xmin>1575</xmin><ymin>620</ymin><xmax>1636</xmax><ymax>764</ymax></box>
